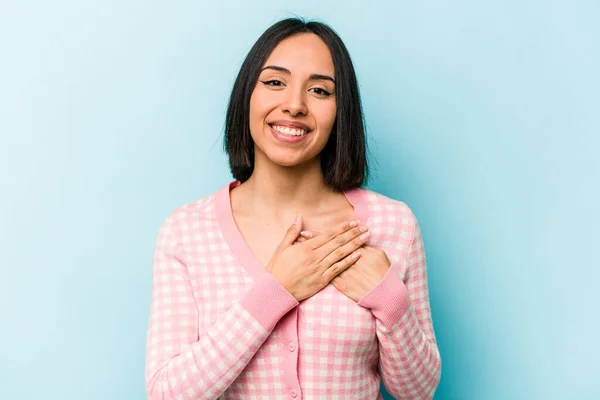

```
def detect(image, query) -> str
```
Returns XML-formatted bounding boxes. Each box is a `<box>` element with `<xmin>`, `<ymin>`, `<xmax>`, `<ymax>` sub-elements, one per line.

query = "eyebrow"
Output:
<box><xmin>261</xmin><ymin>65</ymin><xmax>335</xmax><ymax>84</ymax></box>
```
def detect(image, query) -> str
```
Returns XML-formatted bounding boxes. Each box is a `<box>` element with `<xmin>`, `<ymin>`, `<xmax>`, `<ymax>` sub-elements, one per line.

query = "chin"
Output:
<box><xmin>269</xmin><ymin>155</ymin><xmax>307</xmax><ymax>168</ymax></box>
<box><xmin>260</xmin><ymin>149</ymin><xmax>314</xmax><ymax>168</ymax></box>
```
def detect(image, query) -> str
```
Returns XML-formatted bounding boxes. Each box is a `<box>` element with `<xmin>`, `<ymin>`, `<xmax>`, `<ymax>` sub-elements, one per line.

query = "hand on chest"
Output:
<box><xmin>238</xmin><ymin>210</ymin><xmax>355</xmax><ymax>268</ymax></box>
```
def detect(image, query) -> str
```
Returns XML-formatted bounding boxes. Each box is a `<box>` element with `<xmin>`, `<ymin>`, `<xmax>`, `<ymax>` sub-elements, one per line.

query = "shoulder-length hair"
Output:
<box><xmin>224</xmin><ymin>17</ymin><xmax>368</xmax><ymax>191</ymax></box>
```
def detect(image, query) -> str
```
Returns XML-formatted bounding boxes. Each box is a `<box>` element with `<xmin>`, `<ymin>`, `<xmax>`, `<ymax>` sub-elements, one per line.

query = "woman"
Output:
<box><xmin>145</xmin><ymin>18</ymin><xmax>441</xmax><ymax>400</ymax></box>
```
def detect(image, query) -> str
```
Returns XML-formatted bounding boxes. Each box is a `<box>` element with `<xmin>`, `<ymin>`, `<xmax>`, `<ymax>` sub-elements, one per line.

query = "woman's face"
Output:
<box><xmin>249</xmin><ymin>33</ymin><xmax>337</xmax><ymax>168</ymax></box>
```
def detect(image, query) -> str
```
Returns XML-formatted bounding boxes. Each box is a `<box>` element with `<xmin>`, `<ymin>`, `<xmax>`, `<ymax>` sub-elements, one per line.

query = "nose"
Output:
<box><xmin>282</xmin><ymin>85</ymin><xmax>308</xmax><ymax>117</ymax></box>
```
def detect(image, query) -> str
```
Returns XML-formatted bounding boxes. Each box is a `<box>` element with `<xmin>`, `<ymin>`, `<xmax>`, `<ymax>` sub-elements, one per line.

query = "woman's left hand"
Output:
<box><xmin>330</xmin><ymin>245</ymin><xmax>391</xmax><ymax>302</ymax></box>
<box><xmin>297</xmin><ymin>232</ymin><xmax>391</xmax><ymax>302</ymax></box>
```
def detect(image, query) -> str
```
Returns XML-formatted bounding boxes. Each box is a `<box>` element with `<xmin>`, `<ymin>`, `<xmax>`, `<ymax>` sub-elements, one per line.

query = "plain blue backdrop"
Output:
<box><xmin>1</xmin><ymin>1</ymin><xmax>598</xmax><ymax>399</ymax></box>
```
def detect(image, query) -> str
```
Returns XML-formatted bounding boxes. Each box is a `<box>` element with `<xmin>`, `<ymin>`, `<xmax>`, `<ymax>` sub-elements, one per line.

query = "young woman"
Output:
<box><xmin>145</xmin><ymin>18</ymin><xmax>441</xmax><ymax>400</ymax></box>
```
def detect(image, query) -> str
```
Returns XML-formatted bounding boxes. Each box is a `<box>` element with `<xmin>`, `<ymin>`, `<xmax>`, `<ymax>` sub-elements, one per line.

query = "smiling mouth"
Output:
<box><xmin>269</xmin><ymin>124</ymin><xmax>310</xmax><ymax>137</ymax></box>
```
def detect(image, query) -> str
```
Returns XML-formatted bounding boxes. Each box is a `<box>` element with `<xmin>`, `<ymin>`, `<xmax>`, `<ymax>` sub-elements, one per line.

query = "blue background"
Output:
<box><xmin>1</xmin><ymin>1</ymin><xmax>598</xmax><ymax>399</ymax></box>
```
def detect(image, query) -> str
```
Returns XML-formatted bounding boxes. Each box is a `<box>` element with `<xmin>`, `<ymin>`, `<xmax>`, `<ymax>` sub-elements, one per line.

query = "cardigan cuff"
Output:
<box><xmin>239</xmin><ymin>274</ymin><xmax>299</xmax><ymax>332</ymax></box>
<box><xmin>357</xmin><ymin>267</ymin><xmax>411</xmax><ymax>330</ymax></box>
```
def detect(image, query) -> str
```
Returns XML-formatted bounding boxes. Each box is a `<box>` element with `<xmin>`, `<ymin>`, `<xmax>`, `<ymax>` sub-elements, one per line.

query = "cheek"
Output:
<box><xmin>319</xmin><ymin>99</ymin><xmax>336</xmax><ymax>124</ymax></box>
<box><xmin>314</xmin><ymin>101</ymin><xmax>337</xmax><ymax>136</ymax></box>
<box><xmin>248</xmin><ymin>93</ymin><xmax>262</xmax><ymax>125</ymax></box>
<box><xmin>248</xmin><ymin>92</ymin><xmax>270</xmax><ymax>142</ymax></box>
<box><xmin>250</xmin><ymin>89</ymin><xmax>278</xmax><ymax>121</ymax></box>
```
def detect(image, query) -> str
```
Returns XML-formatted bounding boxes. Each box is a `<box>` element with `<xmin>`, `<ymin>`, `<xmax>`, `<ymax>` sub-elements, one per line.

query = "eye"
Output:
<box><xmin>262</xmin><ymin>80</ymin><xmax>285</xmax><ymax>87</ymax></box>
<box><xmin>310</xmin><ymin>87</ymin><xmax>333</xmax><ymax>97</ymax></box>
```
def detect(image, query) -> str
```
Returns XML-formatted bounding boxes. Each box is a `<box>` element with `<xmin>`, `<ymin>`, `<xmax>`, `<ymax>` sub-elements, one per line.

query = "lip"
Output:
<box><xmin>268</xmin><ymin>120</ymin><xmax>311</xmax><ymax>132</ymax></box>
<box><xmin>269</xmin><ymin>124</ymin><xmax>309</xmax><ymax>143</ymax></box>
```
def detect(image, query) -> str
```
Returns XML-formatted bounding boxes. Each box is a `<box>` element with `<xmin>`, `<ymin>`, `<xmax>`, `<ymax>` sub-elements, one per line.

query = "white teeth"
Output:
<box><xmin>272</xmin><ymin>125</ymin><xmax>307</xmax><ymax>136</ymax></box>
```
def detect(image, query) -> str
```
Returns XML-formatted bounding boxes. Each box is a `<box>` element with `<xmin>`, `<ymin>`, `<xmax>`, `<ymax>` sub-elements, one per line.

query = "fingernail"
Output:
<box><xmin>295</xmin><ymin>214</ymin><xmax>302</xmax><ymax>225</ymax></box>
<box><xmin>300</xmin><ymin>231</ymin><xmax>312</xmax><ymax>238</ymax></box>
<box><xmin>359</xmin><ymin>226</ymin><xmax>368</xmax><ymax>232</ymax></box>
<box><xmin>359</xmin><ymin>232</ymin><xmax>370</xmax><ymax>241</ymax></box>
<box><xmin>351</xmin><ymin>251</ymin><xmax>361</xmax><ymax>260</ymax></box>
<box><xmin>349</xmin><ymin>220</ymin><xmax>359</xmax><ymax>227</ymax></box>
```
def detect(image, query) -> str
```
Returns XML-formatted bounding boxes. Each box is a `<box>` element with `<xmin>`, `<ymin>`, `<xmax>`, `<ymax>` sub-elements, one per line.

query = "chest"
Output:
<box><xmin>235</xmin><ymin>207</ymin><xmax>355</xmax><ymax>267</ymax></box>
<box><xmin>241</xmin><ymin>228</ymin><xmax>285</xmax><ymax>267</ymax></box>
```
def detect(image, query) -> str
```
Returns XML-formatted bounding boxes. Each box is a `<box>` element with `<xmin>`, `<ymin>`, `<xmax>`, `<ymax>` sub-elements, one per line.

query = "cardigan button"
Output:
<box><xmin>290</xmin><ymin>388</ymin><xmax>297</xmax><ymax>398</ymax></box>
<box><xmin>288</xmin><ymin>342</ymin><xmax>296</xmax><ymax>352</ymax></box>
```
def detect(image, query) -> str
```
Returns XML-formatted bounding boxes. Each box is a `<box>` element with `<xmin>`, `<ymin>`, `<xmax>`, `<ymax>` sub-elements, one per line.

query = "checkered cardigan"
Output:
<box><xmin>145</xmin><ymin>181</ymin><xmax>441</xmax><ymax>399</ymax></box>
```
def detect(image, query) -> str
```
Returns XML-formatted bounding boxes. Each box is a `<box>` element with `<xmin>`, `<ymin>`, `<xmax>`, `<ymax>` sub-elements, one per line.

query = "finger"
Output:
<box><xmin>300</xmin><ymin>230</ymin><xmax>322</xmax><ymax>239</ymax></box>
<box><xmin>295</xmin><ymin>236</ymin><xmax>309</xmax><ymax>244</ymax></box>
<box><xmin>307</xmin><ymin>220</ymin><xmax>359</xmax><ymax>249</ymax></box>
<box><xmin>300</xmin><ymin>231</ymin><xmax>314</xmax><ymax>239</ymax></box>
<box><xmin>279</xmin><ymin>214</ymin><xmax>303</xmax><ymax>248</ymax></box>
<box><xmin>322</xmin><ymin>250</ymin><xmax>361</xmax><ymax>282</ymax></box>
<box><xmin>331</xmin><ymin>276</ymin><xmax>345</xmax><ymax>292</ymax></box>
<box><xmin>316</xmin><ymin>225</ymin><xmax>369</xmax><ymax>264</ymax></box>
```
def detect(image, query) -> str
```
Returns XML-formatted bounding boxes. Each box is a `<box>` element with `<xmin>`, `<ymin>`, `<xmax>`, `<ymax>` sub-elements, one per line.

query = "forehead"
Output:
<box><xmin>263</xmin><ymin>33</ymin><xmax>334</xmax><ymax>75</ymax></box>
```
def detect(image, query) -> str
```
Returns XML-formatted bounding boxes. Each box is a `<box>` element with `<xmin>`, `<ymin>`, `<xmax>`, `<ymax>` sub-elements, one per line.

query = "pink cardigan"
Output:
<box><xmin>145</xmin><ymin>181</ymin><xmax>441</xmax><ymax>399</ymax></box>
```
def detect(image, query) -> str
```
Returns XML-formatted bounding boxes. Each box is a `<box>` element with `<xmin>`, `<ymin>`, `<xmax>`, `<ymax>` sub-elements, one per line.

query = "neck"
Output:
<box><xmin>235</xmin><ymin>156</ymin><xmax>336</xmax><ymax>219</ymax></box>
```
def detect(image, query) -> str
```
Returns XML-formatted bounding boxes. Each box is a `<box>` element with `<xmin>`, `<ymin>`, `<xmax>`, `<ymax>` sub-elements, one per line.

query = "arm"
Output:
<box><xmin>358</xmin><ymin>218</ymin><xmax>442</xmax><ymax>399</ymax></box>
<box><xmin>145</xmin><ymin>211</ymin><xmax>299</xmax><ymax>400</ymax></box>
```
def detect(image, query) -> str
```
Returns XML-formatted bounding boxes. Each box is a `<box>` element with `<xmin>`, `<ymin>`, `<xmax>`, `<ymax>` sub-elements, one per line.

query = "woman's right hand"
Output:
<box><xmin>266</xmin><ymin>215</ymin><xmax>370</xmax><ymax>302</ymax></box>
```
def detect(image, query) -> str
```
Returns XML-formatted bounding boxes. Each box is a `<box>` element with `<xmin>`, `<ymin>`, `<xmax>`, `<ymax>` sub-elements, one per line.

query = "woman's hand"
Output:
<box><xmin>298</xmin><ymin>231</ymin><xmax>391</xmax><ymax>302</ymax></box>
<box><xmin>266</xmin><ymin>215</ymin><xmax>370</xmax><ymax>302</ymax></box>
<box><xmin>330</xmin><ymin>245</ymin><xmax>390</xmax><ymax>302</ymax></box>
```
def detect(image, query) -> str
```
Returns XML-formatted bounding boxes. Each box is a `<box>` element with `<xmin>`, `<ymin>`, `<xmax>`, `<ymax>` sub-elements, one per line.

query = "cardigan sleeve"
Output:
<box><xmin>145</xmin><ymin>211</ymin><xmax>299</xmax><ymax>400</ymax></box>
<box><xmin>358</xmin><ymin>217</ymin><xmax>442</xmax><ymax>399</ymax></box>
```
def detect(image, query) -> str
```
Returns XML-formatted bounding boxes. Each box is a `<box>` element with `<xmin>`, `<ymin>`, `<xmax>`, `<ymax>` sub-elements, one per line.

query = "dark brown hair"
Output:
<box><xmin>224</xmin><ymin>17</ymin><xmax>368</xmax><ymax>191</ymax></box>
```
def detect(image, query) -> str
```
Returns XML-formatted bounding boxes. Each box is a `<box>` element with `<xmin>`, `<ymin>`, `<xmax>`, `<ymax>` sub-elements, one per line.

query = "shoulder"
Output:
<box><xmin>152</xmin><ymin>185</ymin><xmax>229</xmax><ymax>259</ymax></box>
<box><xmin>358</xmin><ymin>188</ymin><xmax>417</xmax><ymax>223</ymax></box>
<box><xmin>174</xmin><ymin>193</ymin><xmax>217</xmax><ymax>222</ymax></box>
<box><xmin>158</xmin><ymin>186</ymin><xmax>222</xmax><ymax>234</ymax></box>
<box><xmin>352</xmin><ymin>187</ymin><xmax>420</xmax><ymax>246</ymax></box>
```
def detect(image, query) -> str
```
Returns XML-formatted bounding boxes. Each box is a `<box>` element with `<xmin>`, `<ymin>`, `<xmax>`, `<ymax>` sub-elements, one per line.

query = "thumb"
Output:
<box><xmin>281</xmin><ymin>214</ymin><xmax>303</xmax><ymax>247</ymax></box>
